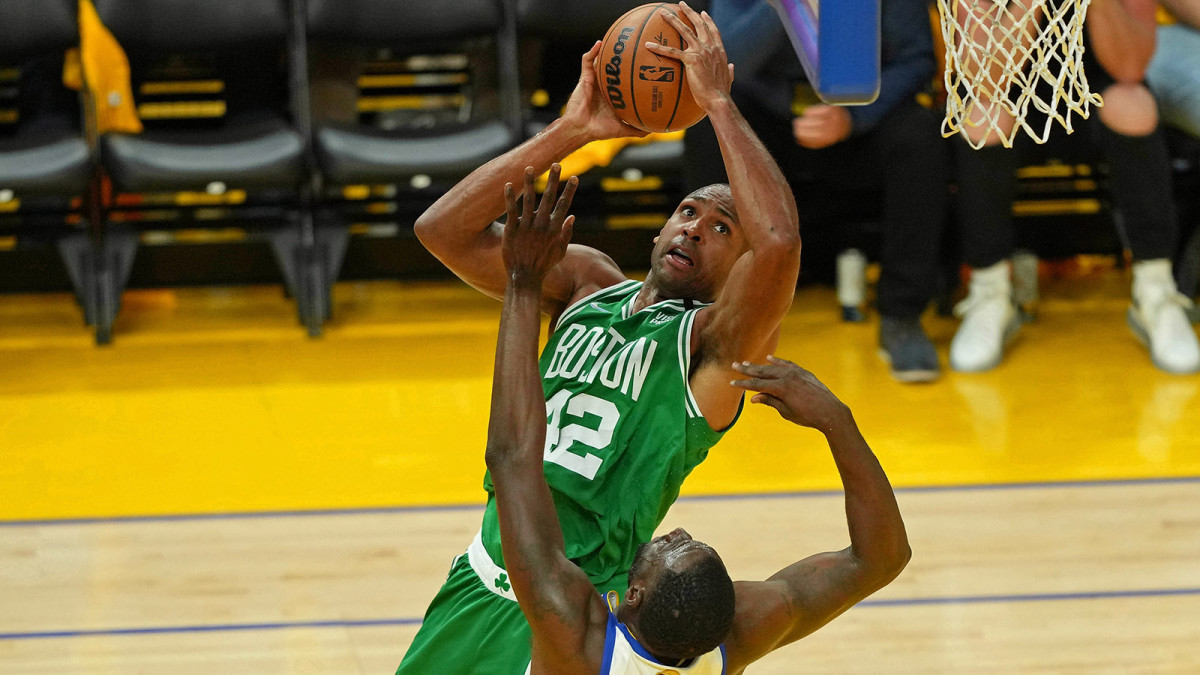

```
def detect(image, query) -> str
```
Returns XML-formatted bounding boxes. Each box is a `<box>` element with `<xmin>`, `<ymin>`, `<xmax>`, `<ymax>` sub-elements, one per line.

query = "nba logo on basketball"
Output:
<box><xmin>638</xmin><ymin>65</ymin><xmax>675</xmax><ymax>82</ymax></box>
<box><xmin>595</xmin><ymin>4</ymin><xmax>707</xmax><ymax>132</ymax></box>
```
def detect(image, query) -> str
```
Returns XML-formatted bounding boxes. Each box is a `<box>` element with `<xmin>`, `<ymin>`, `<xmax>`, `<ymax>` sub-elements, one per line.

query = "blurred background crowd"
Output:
<box><xmin>2</xmin><ymin>0</ymin><xmax>1198</xmax><ymax>381</ymax></box>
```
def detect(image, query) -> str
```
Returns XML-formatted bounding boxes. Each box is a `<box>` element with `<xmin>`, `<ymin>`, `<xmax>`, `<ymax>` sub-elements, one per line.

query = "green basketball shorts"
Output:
<box><xmin>396</xmin><ymin>532</ymin><xmax>533</xmax><ymax>675</ymax></box>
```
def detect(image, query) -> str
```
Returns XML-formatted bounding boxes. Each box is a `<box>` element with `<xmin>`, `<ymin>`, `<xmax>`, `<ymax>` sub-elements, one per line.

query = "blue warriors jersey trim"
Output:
<box><xmin>601</xmin><ymin>609</ymin><xmax>727</xmax><ymax>674</ymax></box>
<box><xmin>600</xmin><ymin>611</ymin><xmax>619</xmax><ymax>674</ymax></box>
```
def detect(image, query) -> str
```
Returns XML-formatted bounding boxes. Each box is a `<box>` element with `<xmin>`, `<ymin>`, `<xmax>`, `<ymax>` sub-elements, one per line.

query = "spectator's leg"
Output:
<box><xmin>873</xmin><ymin>101</ymin><xmax>949</xmax><ymax>382</ymax></box>
<box><xmin>875</xmin><ymin>101</ymin><xmax>949</xmax><ymax>319</ymax></box>
<box><xmin>943</xmin><ymin>0</ymin><xmax>1036</xmax><ymax>372</ymax></box>
<box><xmin>1095</xmin><ymin>81</ymin><xmax>1200</xmax><ymax>373</ymax></box>
<box><xmin>1146</xmin><ymin>24</ymin><xmax>1200</xmax><ymax>139</ymax></box>
<box><xmin>949</xmin><ymin>136</ymin><xmax>1022</xmax><ymax>372</ymax></box>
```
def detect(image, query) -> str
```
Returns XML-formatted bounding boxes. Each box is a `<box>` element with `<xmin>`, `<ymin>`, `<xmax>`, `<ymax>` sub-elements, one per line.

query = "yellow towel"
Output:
<box><xmin>539</xmin><ymin>131</ymin><xmax>684</xmax><ymax>188</ymax></box>
<box><xmin>62</xmin><ymin>0</ymin><xmax>142</xmax><ymax>134</ymax></box>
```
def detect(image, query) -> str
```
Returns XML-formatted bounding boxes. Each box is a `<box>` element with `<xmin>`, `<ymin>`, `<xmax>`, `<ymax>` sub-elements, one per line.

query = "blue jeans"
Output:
<box><xmin>1147</xmin><ymin>23</ymin><xmax>1200</xmax><ymax>139</ymax></box>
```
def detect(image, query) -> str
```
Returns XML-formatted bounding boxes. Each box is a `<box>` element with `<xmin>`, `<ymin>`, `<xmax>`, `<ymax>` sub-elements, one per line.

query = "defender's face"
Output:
<box><xmin>649</xmin><ymin>185</ymin><xmax>746</xmax><ymax>301</ymax></box>
<box><xmin>628</xmin><ymin>527</ymin><xmax>720</xmax><ymax>587</ymax></box>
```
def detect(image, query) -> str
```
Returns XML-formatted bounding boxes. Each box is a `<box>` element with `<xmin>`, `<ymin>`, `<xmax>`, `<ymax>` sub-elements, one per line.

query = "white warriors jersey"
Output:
<box><xmin>601</xmin><ymin>611</ymin><xmax>727</xmax><ymax>675</ymax></box>
<box><xmin>601</xmin><ymin>591</ymin><xmax>726</xmax><ymax>675</ymax></box>
<box><xmin>519</xmin><ymin>594</ymin><xmax>728</xmax><ymax>675</ymax></box>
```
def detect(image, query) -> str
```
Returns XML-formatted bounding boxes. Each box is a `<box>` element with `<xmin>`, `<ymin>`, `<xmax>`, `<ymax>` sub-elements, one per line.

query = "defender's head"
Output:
<box><xmin>621</xmin><ymin>527</ymin><xmax>736</xmax><ymax>662</ymax></box>
<box><xmin>648</xmin><ymin>184</ymin><xmax>747</xmax><ymax>303</ymax></box>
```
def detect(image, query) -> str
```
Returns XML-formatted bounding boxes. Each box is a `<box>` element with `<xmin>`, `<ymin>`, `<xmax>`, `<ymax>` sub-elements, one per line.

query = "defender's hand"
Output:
<box><xmin>731</xmin><ymin>356</ymin><xmax>852</xmax><ymax>433</ymax></box>
<box><xmin>563</xmin><ymin>41</ymin><xmax>650</xmax><ymax>141</ymax></box>
<box><xmin>502</xmin><ymin>164</ymin><xmax>578</xmax><ymax>281</ymax></box>
<box><xmin>643</xmin><ymin>2</ymin><xmax>735</xmax><ymax>111</ymax></box>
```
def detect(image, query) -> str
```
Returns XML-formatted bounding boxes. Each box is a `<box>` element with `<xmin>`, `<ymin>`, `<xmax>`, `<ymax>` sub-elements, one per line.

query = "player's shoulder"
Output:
<box><xmin>557</xmin><ymin>245</ymin><xmax>629</xmax><ymax>308</ymax></box>
<box><xmin>541</xmin><ymin>244</ymin><xmax>626</xmax><ymax>322</ymax></box>
<box><xmin>565</xmin><ymin>244</ymin><xmax>625</xmax><ymax>289</ymax></box>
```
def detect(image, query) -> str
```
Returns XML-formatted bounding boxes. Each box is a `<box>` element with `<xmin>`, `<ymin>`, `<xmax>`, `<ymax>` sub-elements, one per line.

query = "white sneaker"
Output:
<box><xmin>950</xmin><ymin>260</ymin><xmax>1022</xmax><ymax>372</ymax></box>
<box><xmin>1128</xmin><ymin>259</ymin><xmax>1200</xmax><ymax>374</ymax></box>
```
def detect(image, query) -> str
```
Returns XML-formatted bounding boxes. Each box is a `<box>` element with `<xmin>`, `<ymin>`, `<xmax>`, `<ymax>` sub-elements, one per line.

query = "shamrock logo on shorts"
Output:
<box><xmin>495</xmin><ymin>573</ymin><xmax>511</xmax><ymax>592</ymax></box>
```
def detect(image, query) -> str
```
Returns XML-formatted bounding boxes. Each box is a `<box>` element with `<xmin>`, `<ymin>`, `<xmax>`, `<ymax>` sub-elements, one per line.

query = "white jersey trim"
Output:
<box><xmin>466</xmin><ymin>530</ymin><xmax>517</xmax><ymax>602</ymax></box>
<box><xmin>678</xmin><ymin>308</ymin><xmax>703</xmax><ymax>419</ymax></box>
<box><xmin>554</xmin><ymin>279</ymin><xmax>642</xmax><ymax>332</ymax></box>
<box><xmin>602</xmin><ymin>610</ymin><xmax>728</xmax><ymax>674</ymax></box>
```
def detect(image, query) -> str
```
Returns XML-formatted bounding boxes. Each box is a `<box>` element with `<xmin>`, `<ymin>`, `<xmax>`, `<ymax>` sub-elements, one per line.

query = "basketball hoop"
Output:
<box><xmin>937</xmin><ymin>0</ymin><xmax>1103</xmax><ymax>149</ymax></box>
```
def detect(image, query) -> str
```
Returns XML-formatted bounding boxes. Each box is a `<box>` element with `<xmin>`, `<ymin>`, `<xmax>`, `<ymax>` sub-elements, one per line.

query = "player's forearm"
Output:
<box><xmin>484</xmin><ymin>277</ymin><xmax>548</xmax><ymax>471</ymax></box>
<box><xmin>487</xmin><ymin>276</ymin><xmax>580</xmax><ymax>627</ymax></box>
<box><xmin>825</xmin><ymin>418</ymin><xmax>911</xmax><ymax>582</ymax></box>
<box><xmin>706</xmin><ymin>97</ymin><xmax>800</xmax><ymax>247</ymax></box>
<box><xmin>414</xmin><ymin>119</ymin><xmax>591</xmax><ymax>254</ymax></box>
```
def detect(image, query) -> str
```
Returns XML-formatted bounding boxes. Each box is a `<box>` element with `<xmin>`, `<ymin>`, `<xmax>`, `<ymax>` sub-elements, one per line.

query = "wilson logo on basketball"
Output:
<box><xmin>604</xmin><ymin>26</ymin><xmax>636</xmax><ymax>110</ymax></box>
<box><xmin>638</xmin><ymin>65</ymin><xmax>675</xmax><ymax>82</ymax></box>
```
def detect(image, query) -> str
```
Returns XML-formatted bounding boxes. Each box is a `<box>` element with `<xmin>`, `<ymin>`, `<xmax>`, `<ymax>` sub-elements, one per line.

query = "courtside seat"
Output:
<box><xmin>0</xmin><ymin>1</ymin><xmax>108</xmax><ymax>335</ymax></box>
<box><xmin>0</xmin><ymin>130</ymin><xmax>91</xmax><ymax>196</ymax></box>
<box><xmin>102</xmin><ymin>117</ymin><xmax>304</xmax><ymax>192</ymax></box>
<box><xmin>92</xmin><ymin>0</ymin><xmax>324</xmax><ymax>339</ymax></box>
<box><xmin>0</xmin><ymin>0</ymin><xmax>90</xmax><ymax>196</ymax></box>
<box><xmin>602</xmin><ymin>137</ymin><xmax>687</xmax><ymax>177</ymax></box>
<box><xmin>314</xmin><ymin>120</ymin><xmax>514</xmax><ymax>187</ymax></box>
<box><xmin>307</xmin><ymin>0</ymin><xmax>521</xmax><ymax>189</ymax></box>
<box><xmin>96</xmin><ymin>0</ymin><xmax>306</xmax><ymax>195</ymax></box>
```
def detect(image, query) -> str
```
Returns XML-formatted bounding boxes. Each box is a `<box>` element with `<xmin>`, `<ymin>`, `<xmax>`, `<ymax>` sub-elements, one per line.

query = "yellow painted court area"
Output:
<box><xmin>2</xmin><ymin>269</ymin><xmax>1199</xmax><ymax>675</ymax></box>
<box><xmin>2</xmin><ymin>268</ymin><xmax>1198</xmax><ymax>521</ymax></box>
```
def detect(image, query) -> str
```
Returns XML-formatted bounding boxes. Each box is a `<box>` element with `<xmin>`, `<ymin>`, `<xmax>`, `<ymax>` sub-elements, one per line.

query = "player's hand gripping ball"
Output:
<box><xmin>594</xmin><ymin>3</ymin><xmax>707</xmax><ymax>133</ymax></box>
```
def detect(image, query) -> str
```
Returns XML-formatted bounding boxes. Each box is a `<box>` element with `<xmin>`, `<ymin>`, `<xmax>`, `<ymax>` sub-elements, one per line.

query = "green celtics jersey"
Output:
<box><xmin>480</xmin><ymin>279</ymin><xmax>738</xmax><ymax>595</ymax></box>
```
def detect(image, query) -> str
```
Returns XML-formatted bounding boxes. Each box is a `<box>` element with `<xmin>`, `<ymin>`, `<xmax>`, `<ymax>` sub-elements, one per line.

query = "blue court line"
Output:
<box><xmin>0</xmin><ymin>618</ymin><xmax>423</xmax><ymax>641</ymax></box>
<box><xmin>2</xmin><ymin>475</ymin><xmax>1198</xmax><ymax>528</ymax></box>
<box><xmin>3</xmin><ymin>587</ymin><xmax>1198</xmax><ymax>641</ymax></box>
<box><xmin>859</xmin><ymin>586</ymin><xmax>1200</xmax><ymax>607</ymax></box>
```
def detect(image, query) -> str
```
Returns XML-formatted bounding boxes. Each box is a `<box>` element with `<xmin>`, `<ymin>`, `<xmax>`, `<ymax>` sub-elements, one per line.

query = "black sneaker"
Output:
<box><xmin>879</xmin><ymin>315</ymin><xmax>941</xmax><ymax>383</ymax></box>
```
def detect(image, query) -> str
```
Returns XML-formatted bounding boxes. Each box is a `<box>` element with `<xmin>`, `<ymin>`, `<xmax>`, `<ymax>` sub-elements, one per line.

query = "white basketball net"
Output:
<box><xmin>937</xmin><ymin>0</ymin><xmax>1103</xmax><ymax>149</ymax></box>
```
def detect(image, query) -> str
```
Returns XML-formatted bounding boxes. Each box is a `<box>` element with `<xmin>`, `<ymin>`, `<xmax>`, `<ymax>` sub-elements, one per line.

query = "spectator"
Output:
<box><xmin>684</xmin><ymin>0</ymin><xmax>951</xmax><ymax>383</ymax></box>
<box><xmin>1146</xmin><ymin>0</ymin><xmax>1200</xmax><ymax>139</ymax></box>
<box><xmin>948</xmin><ymin>0</ymin><xmax>1200</xmax><ymax>375</ymax></box>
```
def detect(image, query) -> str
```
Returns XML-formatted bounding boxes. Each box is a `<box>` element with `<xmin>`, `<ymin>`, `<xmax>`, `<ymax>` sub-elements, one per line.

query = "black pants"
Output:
<box><xmin>955</xmin><ymin>37</ymin><xmax>1179</xmax><ymax>268</ymax></box>
<box><xmin>684</xmin><ymin>95</ymin><xmax>950</xmax><ymax>319</ymax></box>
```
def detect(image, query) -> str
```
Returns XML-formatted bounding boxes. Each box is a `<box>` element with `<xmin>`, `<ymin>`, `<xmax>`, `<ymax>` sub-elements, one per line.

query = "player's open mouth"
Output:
<box><xmin>667</xmin><ymin>248</ymin><xmax>694</xmax><ymax>268</ymax></box>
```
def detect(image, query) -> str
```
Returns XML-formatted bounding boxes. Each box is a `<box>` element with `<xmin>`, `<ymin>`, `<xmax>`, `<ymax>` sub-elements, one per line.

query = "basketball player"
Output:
<box><xmin>488</xmin><ymin>170</ymin><xmax>910</xmax><ymax>673</ymax></box>
<box><xmin>398</xmin><ymin>3</ymin><xmax>802</xmax><ymax>673</ymax></box>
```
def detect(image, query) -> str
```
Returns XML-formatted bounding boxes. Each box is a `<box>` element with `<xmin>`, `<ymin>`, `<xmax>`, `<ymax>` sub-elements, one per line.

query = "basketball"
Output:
<box><xmin>595</xmin><ymin>3</ymin><xmax>707</xmax><ymax>133</ymax></box>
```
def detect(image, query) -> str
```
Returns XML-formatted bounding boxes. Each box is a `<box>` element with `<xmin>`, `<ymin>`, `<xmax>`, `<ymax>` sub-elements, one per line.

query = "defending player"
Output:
<box><xmin>487</xmin><ymin>172</ymin><xmax>910</xmax><ymax>673</ymax></box>
<box><xmin>399</xmin><ymin>4</ymin><xmax>801</xmax><ymax>672</ymax></box>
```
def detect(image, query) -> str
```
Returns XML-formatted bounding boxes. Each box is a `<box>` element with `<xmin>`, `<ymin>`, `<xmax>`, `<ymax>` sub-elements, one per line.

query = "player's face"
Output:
<box><xmin>628</xmin><ymin>527</ymin><xmax>720</xmax><ymax>587</ymax></box>
<box><xmin>649</xmin><ymin>185</ymin><xmax>745</xmax><ymax>302</ymax></box>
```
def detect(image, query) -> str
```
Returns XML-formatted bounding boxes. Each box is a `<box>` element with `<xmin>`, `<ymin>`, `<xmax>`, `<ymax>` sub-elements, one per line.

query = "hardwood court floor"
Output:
<box><xmin>2</xmin><ymin>264</ymin><xmax>1199</xmax><ymax>673</ymax></box>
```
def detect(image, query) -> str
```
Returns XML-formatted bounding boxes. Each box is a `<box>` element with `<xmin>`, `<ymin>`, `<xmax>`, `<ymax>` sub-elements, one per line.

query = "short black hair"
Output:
<box><xmin>638</xmin><ymin>554</ymin><xmax>735</xmax><ymax>662</ymax></box>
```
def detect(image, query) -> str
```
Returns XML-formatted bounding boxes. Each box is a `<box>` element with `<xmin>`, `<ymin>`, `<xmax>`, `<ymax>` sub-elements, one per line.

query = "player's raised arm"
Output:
<box><xmin>483</xmin><ymin>167</ymin><xmax>609</xmax><ymax>672</ymax></box>
<box><xmin>722</xmin><ymin>357</ymin><xmax>911</xmax><ymax>673</ymax></box>
<box><xmin>645</xmin><ymin>3</ymin><xmax>802</xmax><ymax>427</ymax></box>
<box><xmin>413</xmin><ymin>42</ymin><xmax>642</xmax><ymax>315</ymax></box>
